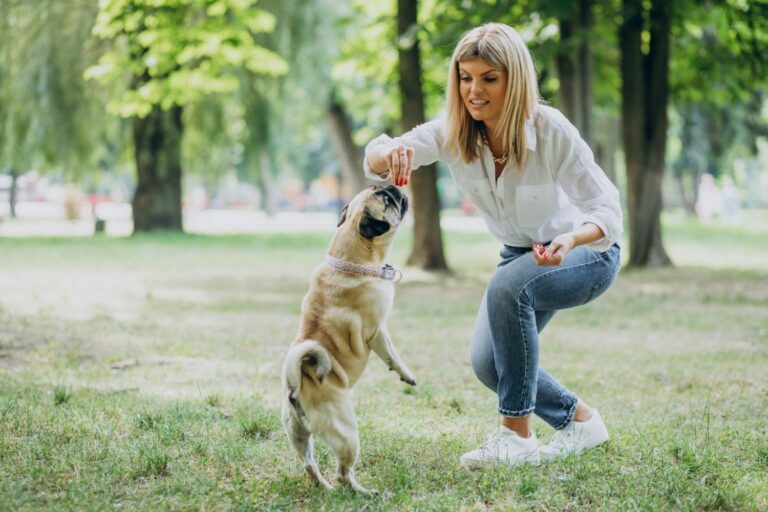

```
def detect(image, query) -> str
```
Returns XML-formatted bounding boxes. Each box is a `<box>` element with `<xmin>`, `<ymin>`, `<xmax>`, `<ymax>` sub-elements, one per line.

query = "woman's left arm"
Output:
<box><xmin>533</xmin><ymin>222</ymin><xmax>605</xmax><ymax>266</ymax></box>
<box><xmin>543</xmin><ymin>115</ymin><xmax>623</xmax><ymax>262</ymax></box>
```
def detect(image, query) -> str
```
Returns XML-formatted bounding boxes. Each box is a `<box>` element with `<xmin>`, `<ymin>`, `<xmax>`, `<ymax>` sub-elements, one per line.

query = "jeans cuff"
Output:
<box><xmin>498</xmin><ymin>406</ymin><xmax>535</xmax><ymax>417</ymax></box>
<box><xmin>553</xmin><ymin>399</ymin><xmax>578</xmax><ymax>430</ymax></box>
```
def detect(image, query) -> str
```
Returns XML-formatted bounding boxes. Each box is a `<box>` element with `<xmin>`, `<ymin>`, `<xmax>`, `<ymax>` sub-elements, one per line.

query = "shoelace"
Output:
<box><xmin>480</xmin><ymin>431</ymin><xmax>506</xmax><ymax>451</ymax></box>
<box><xmin>548</xmin><ymin>426</ymin><xmax>578</xmax><ymax>451</ymax></box>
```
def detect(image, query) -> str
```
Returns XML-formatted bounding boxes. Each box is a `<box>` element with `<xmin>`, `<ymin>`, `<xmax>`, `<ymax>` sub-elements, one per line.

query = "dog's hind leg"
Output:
<box><xmin>282</xmin><ymin>395</ymin><xmax>332</xmax><ymax>489</ymax></box>
<box><xmin>318</xmin><ymin>396</ymin><xmax>376</xmax><ymax>495</ymax></box>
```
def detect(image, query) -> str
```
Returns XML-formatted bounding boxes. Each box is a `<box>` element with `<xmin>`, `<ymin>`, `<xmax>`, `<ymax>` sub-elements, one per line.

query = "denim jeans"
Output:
<box><xmin>470</xmin><ymin>243</ymin><xmax>621</xmax><ymax>430</ymax></box>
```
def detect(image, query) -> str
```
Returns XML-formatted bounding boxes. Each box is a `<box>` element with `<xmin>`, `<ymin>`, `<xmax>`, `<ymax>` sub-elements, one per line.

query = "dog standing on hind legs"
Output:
<box><xmin>281</xmin><ymin>185</ymin><xmax>416</xmax><ymax>495</ymax></box>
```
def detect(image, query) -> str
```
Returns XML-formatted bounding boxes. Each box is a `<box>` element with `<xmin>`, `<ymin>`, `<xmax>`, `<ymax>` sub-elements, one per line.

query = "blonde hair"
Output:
<box><xmin>444</xmin><ymin>23</ymin><xmax>540</xmax><ymax>167</ymax></box>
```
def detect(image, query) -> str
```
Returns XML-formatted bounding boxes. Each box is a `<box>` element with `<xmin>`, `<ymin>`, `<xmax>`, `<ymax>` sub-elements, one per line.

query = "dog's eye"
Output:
<box><xmin>381</xmin><ymin>195</ymin><xmax>390</xmax><ymax>206</ymax></box>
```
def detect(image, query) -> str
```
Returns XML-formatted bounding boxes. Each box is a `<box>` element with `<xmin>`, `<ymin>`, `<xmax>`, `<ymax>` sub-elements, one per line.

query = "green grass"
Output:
<box><xmin>1</xmin><ymin>211</ymin><xmax>767</xmax><ymax>511</ymax></box>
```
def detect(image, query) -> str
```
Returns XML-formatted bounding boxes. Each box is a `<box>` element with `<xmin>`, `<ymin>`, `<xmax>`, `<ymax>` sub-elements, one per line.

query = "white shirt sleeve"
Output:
<box><xmin>550</xmin><ymin>119</ymin><xmax>623</xmax><ymax>252</ymax></box>
<box><xmin>363</xmin><ymin>119</ymin><xmax>445</xmax><ymax>181</ymax></box>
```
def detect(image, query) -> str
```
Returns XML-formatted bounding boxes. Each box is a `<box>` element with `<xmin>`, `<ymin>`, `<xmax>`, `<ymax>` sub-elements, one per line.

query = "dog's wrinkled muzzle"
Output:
<box><xmin>382</xmin><ymin>185</ymin><xmax>409</xmax><ymax>217</ymax></box>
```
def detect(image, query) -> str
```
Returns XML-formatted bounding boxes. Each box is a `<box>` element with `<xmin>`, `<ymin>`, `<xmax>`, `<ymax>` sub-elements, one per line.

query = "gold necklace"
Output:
<box><xmin>491</xmin><ymin>153</ymin><xmax>508</xmax><ymax>165</ymax></box>
<box><xmin>481</xmin><ymin>131</ymin><xmax>508</xmax><ymax>165</ymax></box>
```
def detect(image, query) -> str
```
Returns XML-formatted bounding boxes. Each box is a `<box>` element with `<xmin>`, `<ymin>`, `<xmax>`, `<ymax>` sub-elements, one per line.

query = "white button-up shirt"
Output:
<box><xmin>363</xmin><ymin>105</ymin><xmax>622</xmax><ymax>251</ymax></box>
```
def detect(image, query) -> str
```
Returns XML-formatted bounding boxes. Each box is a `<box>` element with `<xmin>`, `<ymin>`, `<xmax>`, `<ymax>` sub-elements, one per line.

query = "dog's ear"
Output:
<box><xmin>359</xmin><ymin>212</ymin><xmax>390</xmax><ymax>240</ymax></box>
<box><xmin>337</xmin><ymin>204</ymin><xmax>349</xmax><ymax>227</ymax></box>
<box><xmin>399</xmin><ymin>193</ymin><xmax>409</xmax><ymax>216</ymax></box>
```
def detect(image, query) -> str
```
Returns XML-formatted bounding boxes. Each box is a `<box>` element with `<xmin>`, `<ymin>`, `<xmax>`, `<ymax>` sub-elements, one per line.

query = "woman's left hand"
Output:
<box><xmin>533</xmin><ymin>233</ymin><xmax>576</xmax><ymax>266</ymax></box>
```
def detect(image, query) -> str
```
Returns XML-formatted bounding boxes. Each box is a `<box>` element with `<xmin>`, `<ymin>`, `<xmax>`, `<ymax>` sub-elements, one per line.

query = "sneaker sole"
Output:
<box><xmin>460</xmin><ymin>451</ymin><xmax>542</xmax><ymax>469</ymax></box>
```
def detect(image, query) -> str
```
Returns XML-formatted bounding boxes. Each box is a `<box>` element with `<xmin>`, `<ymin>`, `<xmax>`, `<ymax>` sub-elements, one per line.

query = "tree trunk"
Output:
<box><xmin>9</xmin><ymin>169</ymin><xmax>18</xmax><ymax>218</ymax></box>
<box><xmin>131</xmin><ymin>105</ymin><xmax>184</xmax><ymax>232</ymax></box>
<box><xmin>398</xmin><ymin>0</ymin><xmax>448</xmax><ymax>271</ymax></box>
<box><xmin>594</xmin><ymin>112</ymin><xmax>619</xmax><ymax>184</ymax></box>
<box><xmin>257</xmin><ymin>152</ymin><xmax>276</xmax><ymax>216</ymax></box>
<box><xmin>620</xmin><ymin>0</ymin><xmax>672</xmax><ymax>267</ymax></box>
<box><xmin>556</xmin><ymin>0</ymin><xmax>594</xmax><ymax>145</ymax></box>
<box><xmin>325</xmin><ymin>96</ymin><xmax>372</xmax><ymax>198</ymax></box>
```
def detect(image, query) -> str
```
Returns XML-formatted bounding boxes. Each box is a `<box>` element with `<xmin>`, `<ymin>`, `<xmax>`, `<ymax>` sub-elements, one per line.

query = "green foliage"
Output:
<box><xmin>86</xmin><ymin>0</ymin><xmax>288</xmax><ymax>118</ymax></box>
<box><xmin>0</xmin><ymin>0</ymin><xmax>111</xmax><ymax>175</ymax></box>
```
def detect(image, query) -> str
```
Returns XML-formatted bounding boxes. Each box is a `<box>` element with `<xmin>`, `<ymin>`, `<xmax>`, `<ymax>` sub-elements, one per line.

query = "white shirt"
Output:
<box><xmin>363</xmin><ymin>104</ymin><xmax>622</xmax><ymax>252</ymax></box>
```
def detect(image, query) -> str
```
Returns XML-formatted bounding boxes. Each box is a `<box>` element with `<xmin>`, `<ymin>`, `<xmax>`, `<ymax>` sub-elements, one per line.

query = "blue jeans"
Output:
<box><xmin>470</xmin><ymin>243</ymin><xmax>621</xmax><ymax>430</ymax></box>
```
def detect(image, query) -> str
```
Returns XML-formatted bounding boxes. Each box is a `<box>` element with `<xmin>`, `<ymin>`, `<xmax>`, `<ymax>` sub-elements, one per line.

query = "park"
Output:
<box><xmin>1</xmin><ymin>0</ymin><xmax>767</xmax><ymax>510</ymax></box>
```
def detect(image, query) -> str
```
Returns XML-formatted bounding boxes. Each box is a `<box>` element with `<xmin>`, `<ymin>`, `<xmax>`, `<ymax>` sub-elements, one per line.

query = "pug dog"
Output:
<box><xmin>281</xmin><ymin>184</ymin><xmax>415</xmax><ymax>494</ymax></box>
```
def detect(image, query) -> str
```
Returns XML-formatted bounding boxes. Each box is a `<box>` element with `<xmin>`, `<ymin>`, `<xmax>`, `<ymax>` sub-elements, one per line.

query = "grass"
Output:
<box><xmin>0</xmin><ymin>210</ymin><xmax>767</xmax><ymax>511</ymax></box>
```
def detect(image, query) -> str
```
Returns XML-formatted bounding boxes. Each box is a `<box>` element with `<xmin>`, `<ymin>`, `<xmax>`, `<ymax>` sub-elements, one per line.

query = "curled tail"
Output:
<box><xmin>283</xmin><ymin>340</ymin><xmax>333</xmax><ymax>401</ymax></box>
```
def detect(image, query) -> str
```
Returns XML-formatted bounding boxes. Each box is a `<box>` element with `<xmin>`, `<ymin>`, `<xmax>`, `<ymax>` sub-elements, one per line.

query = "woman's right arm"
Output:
<box><xmin>364</xmin><ymin>119</ymin><xmax>445</xmax><ymax>187</ymax></box>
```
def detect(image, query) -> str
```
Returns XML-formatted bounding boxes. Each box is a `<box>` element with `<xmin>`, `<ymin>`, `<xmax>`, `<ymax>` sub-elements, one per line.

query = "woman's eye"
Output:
<box><xmin>485</xmin><ymin>77</ymin><xmax>497</xmax><ymax>82</ymax></box>
<box><xmin>460</xmin><ymin>76</ymin><xmax>471</xmax><ymax>82</ymax></box>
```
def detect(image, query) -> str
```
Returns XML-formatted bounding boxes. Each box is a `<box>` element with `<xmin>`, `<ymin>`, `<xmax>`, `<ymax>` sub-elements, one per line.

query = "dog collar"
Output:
<box><xmin>325</xmin><ymin>254</ymin><xmax>402</xmax><ymax>282</ymax></box>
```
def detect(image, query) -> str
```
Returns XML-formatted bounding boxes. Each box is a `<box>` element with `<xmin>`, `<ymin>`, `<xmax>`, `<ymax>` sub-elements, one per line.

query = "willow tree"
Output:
<box><xmin>0</xmin><ymin>0</ymin><xmax>104</xmax><ymax>189</ymax></box>
<box><xmin>86</xmin><ymin>0</ymin><xmax>286</xmax><ymax>232</ymax></box>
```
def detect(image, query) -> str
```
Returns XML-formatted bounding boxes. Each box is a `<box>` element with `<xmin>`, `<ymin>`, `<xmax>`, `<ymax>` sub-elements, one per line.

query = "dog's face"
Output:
<box><xmin>337</xmin><ymin>185</ymin><xmax>409</xmax><ymax>240</ymax></box>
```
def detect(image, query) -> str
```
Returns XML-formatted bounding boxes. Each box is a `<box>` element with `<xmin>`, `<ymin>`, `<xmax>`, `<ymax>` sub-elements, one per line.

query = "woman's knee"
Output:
<box><xmin>470</xmin><ymin>319</ymin><xmax>498</xmax><ymax>390</ymax></box>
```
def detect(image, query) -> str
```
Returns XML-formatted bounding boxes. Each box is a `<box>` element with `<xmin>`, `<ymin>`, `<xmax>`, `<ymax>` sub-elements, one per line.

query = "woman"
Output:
<box><xmin>364</xmin><ymin>23</ymin><xmax>622</xmax><ymax>467</ymax></box>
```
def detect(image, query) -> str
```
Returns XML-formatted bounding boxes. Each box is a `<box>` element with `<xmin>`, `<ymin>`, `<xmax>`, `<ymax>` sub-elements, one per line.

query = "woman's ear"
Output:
<box><xmin>337</xmin><ymin>204</ymin><xmax>349</xmax><ymax>227</ymax></box>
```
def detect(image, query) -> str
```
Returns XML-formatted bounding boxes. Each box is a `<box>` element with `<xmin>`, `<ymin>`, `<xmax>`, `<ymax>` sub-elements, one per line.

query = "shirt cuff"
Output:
<box><xmin>581</xmin><ymin>216</ymin><xmax>615</xmax><ymax>252</ymax></box>
<box><xmin>363</xmin><ymin>135</ymin><xmax>394</xmax><ymax>181</ymax></box>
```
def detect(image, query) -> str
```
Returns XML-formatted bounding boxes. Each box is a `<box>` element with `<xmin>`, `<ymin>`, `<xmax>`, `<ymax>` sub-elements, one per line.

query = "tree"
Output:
<box><xmin>554</xmin><ymin>0</ymin><xmax>594</xmax><ymax>144</ymax></box>
<box><xmin>0</xmin><ymin>0</ymin><xmax>106</xmax><ymax>183</ymax></box>
<box><xmin>620</xmin><ymin>0</ymin><xmax>673</xmax><ymax>267</ymax></box>
<box><xmin>398</xmin><ymin>0</ymin><xmax>448</xmax><ymax>271</ymax></box>
<box><xmin>668</xmin><ymin>1</ymin><xmax>768</xmax><ymax>210</ymax></box>
<box><xmin>87</xmin><ymin>0</ymin><xmax>286</xmax><ymax>232</ymax></box>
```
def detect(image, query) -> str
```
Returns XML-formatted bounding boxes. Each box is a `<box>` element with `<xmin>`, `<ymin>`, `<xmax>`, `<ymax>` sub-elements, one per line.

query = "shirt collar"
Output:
<box><xmin>525</xmin><ymin>114</ymin><xmax>537</xmax><ymax>151</ymax></box>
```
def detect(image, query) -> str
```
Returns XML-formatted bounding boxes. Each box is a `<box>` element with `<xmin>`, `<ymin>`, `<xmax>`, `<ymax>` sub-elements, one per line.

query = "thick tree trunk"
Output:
<box><xmin>620</xmin><ymin>0</ymin><xmax>672</xmax><ymax>267</ymax></box>
<box><xmin>9</xmin><ymin>169</ymin><xmax>17</xmax><ymax>218</ymax></box>
<box><xmin>131</xmin><ymin>105</ymin><xmax>184</xmax><ymax>232</ymax></box>
<box><xmin>398</xmin><ymin>0</ymin><xmax>447</xmax><ymax>271</ymax></box>
<box><xmin>325</xmin><ymin>97</ymin><xmax>371</xmax><ymax>198</ymax></box>
<box><xmin>556</xmin><ymin>0</ymin><xmax>594</xmax><ymax>144</ymax></box>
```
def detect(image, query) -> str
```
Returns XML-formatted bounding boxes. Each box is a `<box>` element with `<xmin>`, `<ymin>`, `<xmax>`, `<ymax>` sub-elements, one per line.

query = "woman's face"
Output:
<box><xmin>458</xmin><ymin>58</ymin><xmax>508</xmax><ymax>130</ymax></box>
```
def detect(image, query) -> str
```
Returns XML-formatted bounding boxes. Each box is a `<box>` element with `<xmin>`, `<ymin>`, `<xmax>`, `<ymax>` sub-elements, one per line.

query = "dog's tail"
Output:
<box><xmin>283</xmin><ymin>340</ymin><xmax>333</xmax><ymax>400</ymax></box>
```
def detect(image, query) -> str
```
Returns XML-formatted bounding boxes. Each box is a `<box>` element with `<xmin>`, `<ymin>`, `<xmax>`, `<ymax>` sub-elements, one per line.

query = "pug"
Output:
<box><xmin>281</xmin><ymin>184</ymin><xmax>415</xmax><ymax>494</ymax></box>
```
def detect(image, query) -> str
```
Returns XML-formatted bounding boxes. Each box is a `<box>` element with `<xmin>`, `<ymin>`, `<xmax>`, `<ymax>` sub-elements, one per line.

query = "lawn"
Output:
<box><xmin>1</xmin><ymin>210</ymin><xmax>766</xmax><ymax>511</ymax></box>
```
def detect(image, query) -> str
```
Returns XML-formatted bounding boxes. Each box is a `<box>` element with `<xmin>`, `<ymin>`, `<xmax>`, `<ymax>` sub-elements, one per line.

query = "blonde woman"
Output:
<box><xmin>364</xmin><ymin>23</ymin><xmax>622</xmax><ymax>467</ymax></box>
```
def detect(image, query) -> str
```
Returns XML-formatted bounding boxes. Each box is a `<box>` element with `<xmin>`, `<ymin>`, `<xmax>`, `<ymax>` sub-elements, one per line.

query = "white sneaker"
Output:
<box><xmin>540</xmin><ymin>409</ymin><xmax>610</xmax><ymax>461</ymax></box>
<box><xmin>460</xmin><ymin>426</ymin><xmax>541</xmax><ymax>468</ymax></box>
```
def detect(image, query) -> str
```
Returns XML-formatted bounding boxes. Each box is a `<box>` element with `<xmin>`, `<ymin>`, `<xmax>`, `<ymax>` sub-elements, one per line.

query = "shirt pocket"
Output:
<box><xmin>515</xmin><ymin>184</ymin><xmax>558</xmax><ymax>229</ymax></box>
<box><xmin>458</xmin><ymin>175</ymin><xmax>494</xmax><ymax>215</ymax></box>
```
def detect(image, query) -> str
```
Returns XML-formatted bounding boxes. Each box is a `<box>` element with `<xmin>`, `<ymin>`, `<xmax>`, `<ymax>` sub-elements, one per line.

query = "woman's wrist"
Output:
<box><xmin>570</xmin><ymin>223</ymin><xmax>605</xmax><ymax>248</ymax></box>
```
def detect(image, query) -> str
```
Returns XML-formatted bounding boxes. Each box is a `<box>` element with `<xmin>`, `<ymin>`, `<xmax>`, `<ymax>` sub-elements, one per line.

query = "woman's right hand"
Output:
<box><xmin>380</xmin><ymin>144</ymin><xmax>415</xmax><ymax>187</ymax></box>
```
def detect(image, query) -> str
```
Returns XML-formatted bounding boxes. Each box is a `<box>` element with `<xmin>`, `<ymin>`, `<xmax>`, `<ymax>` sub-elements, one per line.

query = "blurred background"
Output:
<box><xmin>0</xmin><ymin>0</ymin><xmax>766</xmax><ymax>268</ymax></box>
